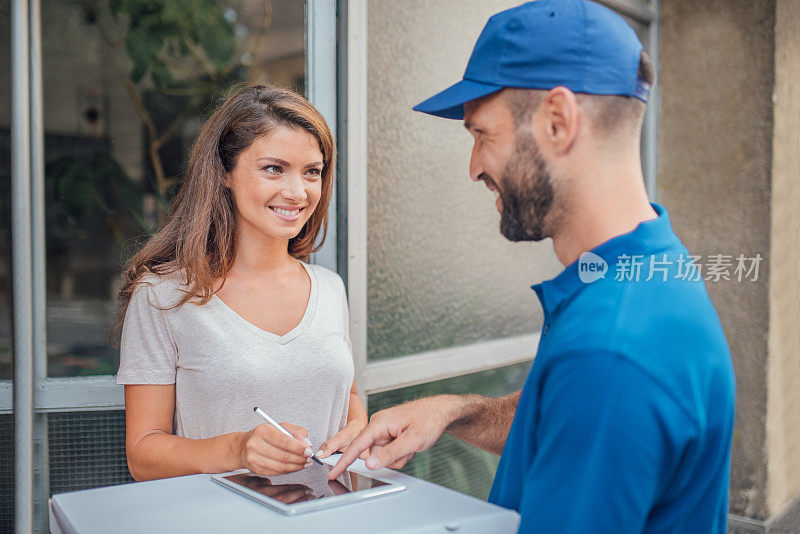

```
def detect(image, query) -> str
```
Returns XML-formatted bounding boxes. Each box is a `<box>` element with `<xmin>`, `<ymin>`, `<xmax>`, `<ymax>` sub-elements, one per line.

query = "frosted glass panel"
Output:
<box><xmin>366</xmin><ymin>0</ymin><xmax>562</xmax><ymax>361</ymax></box>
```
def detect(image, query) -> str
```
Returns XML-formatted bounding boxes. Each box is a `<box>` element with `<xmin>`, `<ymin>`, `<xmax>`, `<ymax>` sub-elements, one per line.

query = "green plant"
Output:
<box><xmin>92</xmin><ymin>0</ymin><xmax>275</xmax><ymax>216</ymax></box>
<box><xmin>44</xmin><ymin>1</ymin><xmax>276</xmax><ymax>247</ymax></box>
<box><xmin>47</xmin><ymin>152</ymin><xmax>148</xmax><ymax>241</ymax></box>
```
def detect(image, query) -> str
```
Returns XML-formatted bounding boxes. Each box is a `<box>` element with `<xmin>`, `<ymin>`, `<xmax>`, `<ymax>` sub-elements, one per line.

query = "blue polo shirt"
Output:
<box><xmin>488</xmin><ymin>204</ymin><xmax>736</xmax><ymax>533</ymax></box>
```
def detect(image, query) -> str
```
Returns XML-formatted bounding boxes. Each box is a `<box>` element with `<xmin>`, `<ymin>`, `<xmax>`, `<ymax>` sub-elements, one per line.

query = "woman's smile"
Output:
<box><xmin>269</xmin><ymin>205</ymin><xmax>305</xmax><ymax>222</ymax></box>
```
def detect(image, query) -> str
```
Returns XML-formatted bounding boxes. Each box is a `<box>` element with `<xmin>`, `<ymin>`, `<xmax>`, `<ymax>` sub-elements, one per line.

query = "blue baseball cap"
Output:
<box><xmin>413</xmin><ymin>0</ymin><xmax>650</xmax><ymax>120</ymax></box>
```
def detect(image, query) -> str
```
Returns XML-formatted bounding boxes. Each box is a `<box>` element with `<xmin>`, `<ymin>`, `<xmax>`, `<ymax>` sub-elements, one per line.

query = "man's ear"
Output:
<box><xmin>540</xmin><ymin>87</ymin><xmax>580</xmax><ymax>155</ymax></box>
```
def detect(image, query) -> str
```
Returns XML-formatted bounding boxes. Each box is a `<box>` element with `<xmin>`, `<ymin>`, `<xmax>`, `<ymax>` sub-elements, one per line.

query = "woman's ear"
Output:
<box><xmin>222</xmin><ymin>172</ymin><xmax>231</xmax><ymax>189</ymax></box>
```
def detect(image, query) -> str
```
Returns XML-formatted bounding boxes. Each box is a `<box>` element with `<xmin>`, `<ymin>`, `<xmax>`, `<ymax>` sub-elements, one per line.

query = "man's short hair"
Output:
<box><xmin>505</xmin><ymin>50</ymin><xmax>655</xmax><ymax>136</ymax></box>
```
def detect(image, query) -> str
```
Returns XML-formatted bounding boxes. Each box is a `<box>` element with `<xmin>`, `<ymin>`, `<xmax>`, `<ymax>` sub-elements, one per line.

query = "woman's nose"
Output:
<box><xmin>281</xmin><ymin>175</ymin><xmax>308</xmax><ymax>201</ymax></box>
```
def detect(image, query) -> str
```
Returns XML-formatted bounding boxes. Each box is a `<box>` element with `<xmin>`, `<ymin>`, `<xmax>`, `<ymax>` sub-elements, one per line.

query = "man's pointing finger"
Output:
<box><xmin>328</xmin><ymin>426</ymin><xmax>376</xmax><ymax>480</ymax></box>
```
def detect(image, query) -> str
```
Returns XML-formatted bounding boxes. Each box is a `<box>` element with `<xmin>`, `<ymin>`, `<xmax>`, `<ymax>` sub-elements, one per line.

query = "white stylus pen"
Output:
<box><xmin>253</xmin><ymin>406</ymin><xmax>323</xmax><ymax>465</ymax></box>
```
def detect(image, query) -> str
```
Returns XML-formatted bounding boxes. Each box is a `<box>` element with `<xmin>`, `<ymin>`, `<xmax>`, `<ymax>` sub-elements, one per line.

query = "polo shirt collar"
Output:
<box><xmin>531</xmin><ymin>203</ymin><xmax>677</xmax><ymax>317</ymax></box>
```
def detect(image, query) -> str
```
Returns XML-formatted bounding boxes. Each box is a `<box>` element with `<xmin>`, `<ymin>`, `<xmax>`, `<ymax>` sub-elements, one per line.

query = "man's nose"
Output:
<box><xmin>469</xmin><ymin>143</ymin><xmax>483</xmax><ymax>182</ymax></box>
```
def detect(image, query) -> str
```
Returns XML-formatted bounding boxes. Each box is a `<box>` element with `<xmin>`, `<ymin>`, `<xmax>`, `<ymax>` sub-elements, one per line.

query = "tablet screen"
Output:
<box><xmin>219</xmin><ymin>463</ymin><xmax>390</xmax><ymax>505</ymax></box>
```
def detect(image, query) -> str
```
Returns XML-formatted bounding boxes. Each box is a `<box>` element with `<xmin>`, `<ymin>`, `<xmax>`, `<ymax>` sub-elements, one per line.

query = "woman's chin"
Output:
<box><xmin>272</xmin><ymin>224</ymin><xmax>308</xmax><ymax>241</ymax></box>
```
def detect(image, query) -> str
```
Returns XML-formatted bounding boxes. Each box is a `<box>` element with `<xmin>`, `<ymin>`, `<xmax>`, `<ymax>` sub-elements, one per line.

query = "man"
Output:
<box><xmin>327</xmin><ymin>1</ymin><xmax>735</xmax><ymax>532</ymax></box>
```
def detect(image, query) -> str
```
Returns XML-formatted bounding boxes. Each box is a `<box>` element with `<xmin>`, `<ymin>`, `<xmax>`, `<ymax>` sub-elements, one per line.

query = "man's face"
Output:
<box><xmin>463</xmin><ymin>91</ymin><xmax>555</xmax><ymax>242</ymax></box>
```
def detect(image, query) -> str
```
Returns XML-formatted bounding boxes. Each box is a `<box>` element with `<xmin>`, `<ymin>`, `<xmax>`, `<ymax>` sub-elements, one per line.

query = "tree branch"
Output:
<box><xmin>156</xmin><ymin>96</ymin><xmax>202</xmax><ymax>146</ymax></box>
<box><xmin>124</xmin><ymin>77</ymin><xmax>168</xmax><ymax>197</ymax></box>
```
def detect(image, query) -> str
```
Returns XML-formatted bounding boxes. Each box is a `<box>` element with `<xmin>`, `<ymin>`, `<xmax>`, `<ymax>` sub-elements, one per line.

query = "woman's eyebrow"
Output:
<box><xmin>256</xmin><ymin>156</ymin><xmax>290</xmax><ymax>166</ymax></box>
<box><xmin>256</xmin><ymin>157</ymin><xmax>323</xmax><ymax>168</ymax></box>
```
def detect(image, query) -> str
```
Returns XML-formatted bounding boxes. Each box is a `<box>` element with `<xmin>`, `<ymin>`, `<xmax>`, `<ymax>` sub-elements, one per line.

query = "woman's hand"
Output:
<box><xmin>315</xmin><ymin>419</ymin><xmax>369</xmax><ymax>460</ymax></box>
<box><xmin>238</xmin><ymin>422</ymin><xmax>313</xmax><ymax>476</ymax></box>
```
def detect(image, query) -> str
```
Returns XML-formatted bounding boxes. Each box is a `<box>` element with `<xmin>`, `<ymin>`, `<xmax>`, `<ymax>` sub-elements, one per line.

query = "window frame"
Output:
<box><xmin>5</xmin><ymin>1</ymin><xmax>338</xmax><ymax>530</ymax></box>
<box><xmin>1</xmin><ymin>0</ymin><xmax>340</xmax><ymax>416</ymax></box>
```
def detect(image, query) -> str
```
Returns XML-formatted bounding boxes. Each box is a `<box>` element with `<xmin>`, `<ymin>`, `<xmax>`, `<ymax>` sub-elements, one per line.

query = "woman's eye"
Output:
<box><xmin>263</xmin><ymin>165</ymin><xmax>282</xmax><ymax>174</ymax></box>
<box><xmin>306</xmin><ymin>167</ymin><xmax>322</xmax><ymax>178</ymax></box>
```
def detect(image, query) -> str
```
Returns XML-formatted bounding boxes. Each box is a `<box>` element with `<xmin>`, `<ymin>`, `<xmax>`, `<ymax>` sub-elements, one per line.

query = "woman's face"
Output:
<box><xmin>225</xmin><ymin>126</ymin><xmax>324</xmax><ymax>244</ymax></box>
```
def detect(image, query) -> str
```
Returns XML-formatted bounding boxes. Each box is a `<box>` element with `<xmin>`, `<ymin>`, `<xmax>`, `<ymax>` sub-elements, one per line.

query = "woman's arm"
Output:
<box><xmin>345</xmin><ymin>381</ymin><xmax>368</xmax><ymax>429</ymax></box>
<box><xmin>124</xmin><ymin>384</ymin><xmax>312</xmax><ymax>481</ymax></box>
<box><xmin>315</xmin><ymin>381</ymin><xmax>368</xmax><ymax>458</ymax></box>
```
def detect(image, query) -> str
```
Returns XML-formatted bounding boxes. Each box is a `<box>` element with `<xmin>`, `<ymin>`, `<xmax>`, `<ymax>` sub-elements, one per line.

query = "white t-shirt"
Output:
<box><xmin>116</xmin><ymin>261</ymin><xmax>354</xmax><ymax>447</ymax></box>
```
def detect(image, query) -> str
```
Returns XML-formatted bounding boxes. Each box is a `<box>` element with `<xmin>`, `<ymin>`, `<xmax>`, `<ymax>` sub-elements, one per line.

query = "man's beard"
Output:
<box><xmin>484</xmin><ymin>130</ymin><xmax>555</xmax><ymax>242</ymax></box>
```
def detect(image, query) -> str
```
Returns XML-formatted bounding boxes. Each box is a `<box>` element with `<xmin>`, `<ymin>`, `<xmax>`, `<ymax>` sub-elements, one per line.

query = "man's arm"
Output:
<box><xmin>328</xmin><ymin>390</ymin><xmax>520</xmax><ymax>480</ymax></box>
<box><xmin>445</xmin><ymin>391</ymin><xmax>521</xmax><ymax>455</ymax></box>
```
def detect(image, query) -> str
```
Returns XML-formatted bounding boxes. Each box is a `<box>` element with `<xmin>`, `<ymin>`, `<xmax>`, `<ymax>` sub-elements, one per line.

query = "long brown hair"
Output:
<box><xmin>113</xmin><ymin>84</ymin><xmax>335</xmax><ymax>339</ymax></box>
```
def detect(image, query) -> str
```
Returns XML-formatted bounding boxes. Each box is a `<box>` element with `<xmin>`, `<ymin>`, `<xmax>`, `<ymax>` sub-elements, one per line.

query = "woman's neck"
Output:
<box><xmin>230</xmin><ymin>225</ymin><xmax>295</xmax><ymax>276</ymax></box>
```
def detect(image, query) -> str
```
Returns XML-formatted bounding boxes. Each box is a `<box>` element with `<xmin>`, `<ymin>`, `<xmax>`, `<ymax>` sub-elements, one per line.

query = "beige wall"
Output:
<box><xmin>766</xmin><ymin>0</ymin><xmax>800</xmax><ymax>518</ymax></box>
<box><xmin>658</xmin><ymin>0</ymin><xmax>775</xmax><ymax>520</ymax></box>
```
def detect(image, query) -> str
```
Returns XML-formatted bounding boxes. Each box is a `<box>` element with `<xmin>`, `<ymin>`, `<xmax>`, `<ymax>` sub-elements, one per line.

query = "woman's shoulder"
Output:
<box><xmin>132</xmin><ymin>268</ymin><xmax>191</xmax><ymax>308</ymax></box>
<box><xmin>305</xmin><ymin>262</ymin><xmax>345</xmax><ymax>292</ymax></box>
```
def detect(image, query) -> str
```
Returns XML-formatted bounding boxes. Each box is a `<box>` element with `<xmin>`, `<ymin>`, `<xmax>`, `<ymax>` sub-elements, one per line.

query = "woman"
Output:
<box><xmin>115</xmin><ymin>85</ymin><xmax>366</xmax><ymax>481</ymax></box>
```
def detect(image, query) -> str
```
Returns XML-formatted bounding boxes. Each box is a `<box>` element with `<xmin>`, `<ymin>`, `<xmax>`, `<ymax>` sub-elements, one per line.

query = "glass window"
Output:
<box><xmin>367</xmin><ymin>362</ymin><xmax>532</xmax><ymax>499</ymax></box>
<box><xmin>366</xmin><ymin>0</ymin><xmax>563</xmax><ymax>362</ymax></box>
<box><xmin>0</xmin><ymin>2</ymin><xmax>12</xmax><ymax>380</ymax></box>
<box><xmin>362</xmin><ymin>0</ymin><xmax>657</xmax><ymax>503</ymax></box>
<box><xmin>29</xmin><ymin>0</ymin><xmax>305</xmax><ymax>377</ymax></box>
<box><xmin>1</xmin><ymin>0</ymin><xmax>311</xmax><ymax>529</ymax></box>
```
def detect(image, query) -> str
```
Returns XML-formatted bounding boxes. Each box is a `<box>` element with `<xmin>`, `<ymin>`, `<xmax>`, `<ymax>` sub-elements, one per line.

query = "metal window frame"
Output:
<box><xmin>598</xmin><ymin>0</ymin><xmax>656</xmax><ymax>24</ymax></box>
<box><xmin>643</xmin><ymin>0</ymin><xmax>661</xmax><ymax>201</ymax></box>
<box><xmin>307</xmin><ymin>0</ymin><xmax>339</xmax><ymax>272</ymax></box>
<box><xmin>345</xmin><ymin>0</ymin><xmax>661</xmax><ymax>406</ymax></box>
<box><xmin>345</xmin><ymin>0</ymin><xmax>369</xmax><ymax>398</ymax></box>
<box><xmin>364</xmin><ymin>334</ymin><xmax>541</xmax><ymax>395</ymax></box>
<box><xmin>598</xmin><ymin>0</ymin><xmax>660</xmax><ymax>199</ymax></box>
<box><xmin>11</xmin><ymin>1</ymin><xmax>34</xmax><ymax>531</ymax></box>
<box><xmin>5</xmin><ymin>5</ymin><xmax>339</xmax><ymax>530</ymax></box>
<box><xmin>0</xmin><ymin>0</ymin><xmax>340</xmax><ymax>413</ymax></box>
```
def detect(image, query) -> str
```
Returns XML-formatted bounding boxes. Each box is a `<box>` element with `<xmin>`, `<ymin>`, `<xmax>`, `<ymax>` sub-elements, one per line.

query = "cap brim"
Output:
<box><xmin>412</xmin><ymin>79</ymin><xmax>502</xmax><ymax>120</ymax></box>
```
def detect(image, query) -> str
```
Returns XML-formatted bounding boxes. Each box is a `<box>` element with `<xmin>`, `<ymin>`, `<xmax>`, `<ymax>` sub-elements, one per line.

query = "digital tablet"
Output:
<box><xmin>210</xmin><ymin>462</ymin><xmax>406</xmax><ymax>515</ymax></box>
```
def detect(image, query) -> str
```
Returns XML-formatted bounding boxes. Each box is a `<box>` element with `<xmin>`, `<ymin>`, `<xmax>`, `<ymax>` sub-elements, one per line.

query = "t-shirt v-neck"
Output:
<box><xmin>208</xmin><ymin>261</ymin><xmax>319</xmax><ymax>345</ymax></box>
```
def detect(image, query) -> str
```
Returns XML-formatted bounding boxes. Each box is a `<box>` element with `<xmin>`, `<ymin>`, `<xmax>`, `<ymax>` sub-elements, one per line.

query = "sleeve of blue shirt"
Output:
<box><xmin>517</xmin><ymin>351</ymin><xmax>688</xmax><ymax>533</ymax></box>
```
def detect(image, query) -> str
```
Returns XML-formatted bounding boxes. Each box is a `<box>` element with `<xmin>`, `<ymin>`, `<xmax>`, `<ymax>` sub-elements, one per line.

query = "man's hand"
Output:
<box><xmin>327</xmin><ymin>396</ymin><xmax>455</xmax><ymax>480</ymax></box>
<box><xmin>316</xmin><ymin>419</ymin><xmax>370</xmax><ymax>460</ymax></box>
